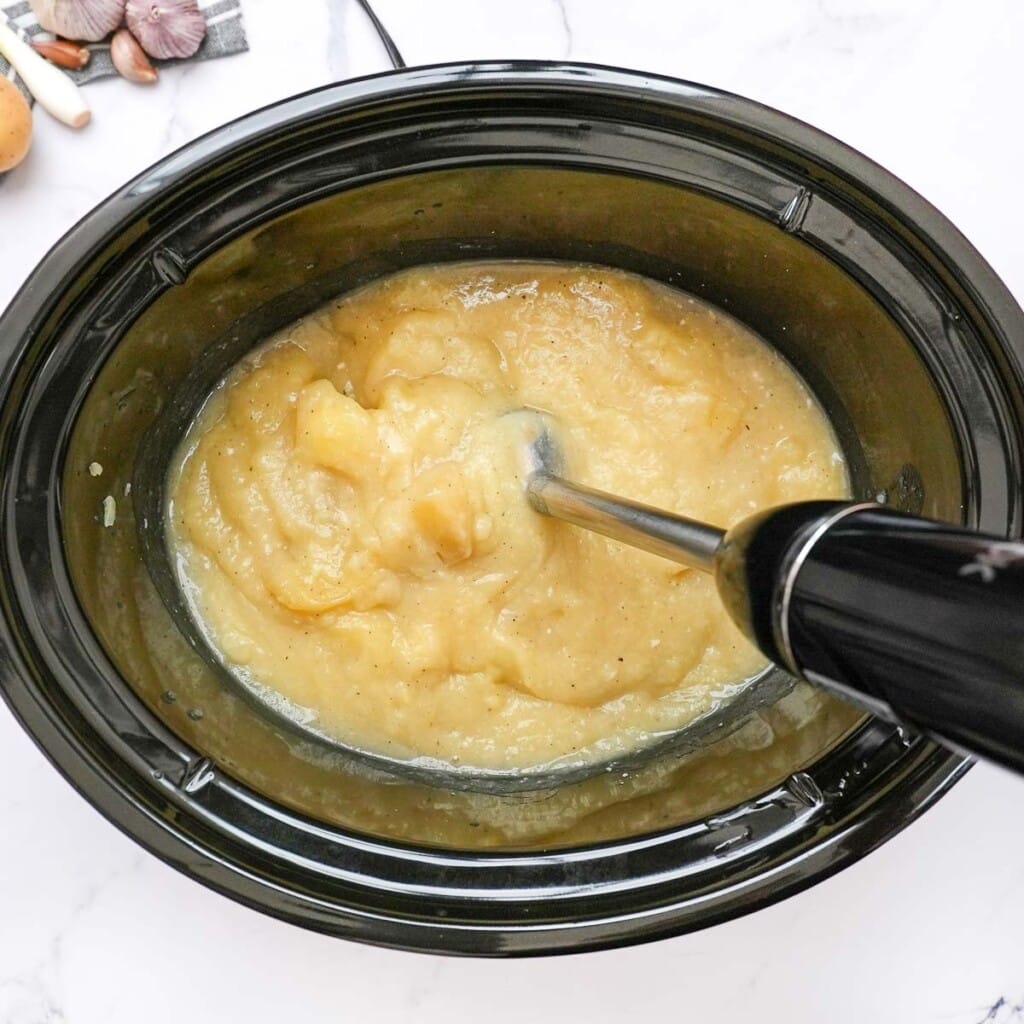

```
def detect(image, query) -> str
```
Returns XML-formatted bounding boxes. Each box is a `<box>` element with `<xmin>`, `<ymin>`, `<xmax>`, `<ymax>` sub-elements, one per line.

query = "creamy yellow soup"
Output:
<box><xmin>168</xmin><ymin>263</ymin><xmax>847</xmax><ymax>770</ymax></box>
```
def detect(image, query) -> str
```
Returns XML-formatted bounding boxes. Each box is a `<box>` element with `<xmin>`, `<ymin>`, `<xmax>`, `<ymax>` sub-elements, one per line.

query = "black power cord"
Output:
<box><xmin>353</xmin><ymin>0</ymin><xmax>406</xmax><ymax>69</ymax></box>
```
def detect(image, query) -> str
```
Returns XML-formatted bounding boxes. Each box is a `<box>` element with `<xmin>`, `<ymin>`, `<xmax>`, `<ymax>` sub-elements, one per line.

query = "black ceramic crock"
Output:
<box><xmin>2</xmin><ymin>63</ymin><xmax>1023</xmax><ymax>956</ymax></box>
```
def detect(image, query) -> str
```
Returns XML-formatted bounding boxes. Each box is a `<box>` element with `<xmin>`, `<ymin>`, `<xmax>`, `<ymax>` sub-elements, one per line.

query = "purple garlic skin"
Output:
<box><xmin>125</xmin><ymin>0</ymin><xmax>207</xmax><ymax>60</ymax></box>
<box><xmin>111</xmin><ymin>27</ymin><xmax>158</xmax><ymax>83</ymax></box>
<box><xmin>31</xmin><ymin>0</ymin><xmax>127</xmax><ymax>42</ymax></box>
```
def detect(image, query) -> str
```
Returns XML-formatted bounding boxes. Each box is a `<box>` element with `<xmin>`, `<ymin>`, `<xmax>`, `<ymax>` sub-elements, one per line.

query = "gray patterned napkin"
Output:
<box><xmin>1</xmin><ymin>0</ymin><xmax>247</xmax><ymax>104</ymax></box>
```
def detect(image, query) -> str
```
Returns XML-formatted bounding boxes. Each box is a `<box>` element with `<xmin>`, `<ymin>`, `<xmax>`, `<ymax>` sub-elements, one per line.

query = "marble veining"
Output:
<box><xmin>550</xmin><ymin>0</ymin><xmax>573</xmax><ymax>58</ymax></box>
<box><xmin>1</xmin><ymin>1</ymin><xmax>1023</xmax><ymax>1021</ymax></box>
<box><xmin>975</xmin><ymin>997</ymin><xmax>1024</xmax><ymax>1024</ymax></box>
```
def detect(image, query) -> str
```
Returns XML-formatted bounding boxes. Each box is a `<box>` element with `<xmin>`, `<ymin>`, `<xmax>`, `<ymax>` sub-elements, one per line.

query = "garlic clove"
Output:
<box><xmin>124</xmin><ymin>0</ymin><xmax>207</xmax><ymax>61</ymax></box>
<box><xmin>31</xmin><ymin>38</ymin><xmax>91</xmax><ymax>69</ymax></box>
<box><xmin>110</xmin><ymin>27</ymin><xmax>157</xmax><ymax>83</ymax></box>
<box><xmin>30</xmin><ymin>0</ymin><xmax>126</xmax><ymax>43</ymax></box>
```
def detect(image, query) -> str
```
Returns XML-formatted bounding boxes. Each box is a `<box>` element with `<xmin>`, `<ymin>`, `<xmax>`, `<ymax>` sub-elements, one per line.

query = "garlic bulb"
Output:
<box><xmin>125</xmin><ymin>0</ymin><xmax>206</xmax><ymax>60</ymax></box>
<box><xmin>30</xmin><ymin>0</ymin><xmax>126</xmax><ymax>42</ymax></box>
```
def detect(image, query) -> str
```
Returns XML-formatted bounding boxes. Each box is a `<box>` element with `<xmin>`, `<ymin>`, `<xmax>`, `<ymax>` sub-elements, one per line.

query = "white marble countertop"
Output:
<box><xmin>2</xmin><ymin>1</ymin><xmax>1024</xmax><ymax>1020</ymax></box>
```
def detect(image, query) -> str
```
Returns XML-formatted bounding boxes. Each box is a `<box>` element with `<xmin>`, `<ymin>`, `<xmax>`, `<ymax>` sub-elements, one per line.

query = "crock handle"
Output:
<box><xmin>782</xmin><ymin>505</ymin><xmax>1024</xmax><ymax>773</ymax></box>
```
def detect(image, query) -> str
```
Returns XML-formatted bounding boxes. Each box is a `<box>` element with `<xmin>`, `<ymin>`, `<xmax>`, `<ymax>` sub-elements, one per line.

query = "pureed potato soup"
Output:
<box><xmin>167</xmin><ymin>263</ymin><xmax>848</xmax><ymax>772</ymax></box>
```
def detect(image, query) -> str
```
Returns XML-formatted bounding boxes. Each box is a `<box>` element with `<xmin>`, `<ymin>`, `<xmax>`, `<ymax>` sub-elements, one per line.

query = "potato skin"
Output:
<box><xmin>0</xmin><ymin>77</ymin><xmax>32</xmax><ymax>172</ymax></box>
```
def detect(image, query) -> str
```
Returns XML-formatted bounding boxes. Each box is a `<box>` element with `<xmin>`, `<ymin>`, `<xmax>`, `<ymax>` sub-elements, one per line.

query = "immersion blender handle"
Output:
<box><xmin>720</xmin><ymin>501</ymin><xmax>1024</xmax><ymax>773</ymax></box>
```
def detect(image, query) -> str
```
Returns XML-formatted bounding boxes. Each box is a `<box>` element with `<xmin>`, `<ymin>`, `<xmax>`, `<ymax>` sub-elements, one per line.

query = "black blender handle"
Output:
<box><xmin>717</xmin><ymin>502</ymin><xmax>1024</xmax><ymax>774</ymax></box>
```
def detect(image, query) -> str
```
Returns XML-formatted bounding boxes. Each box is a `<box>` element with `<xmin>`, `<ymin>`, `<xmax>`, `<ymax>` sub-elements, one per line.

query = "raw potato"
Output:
<box><xmin>0</xmin><ymin>76</ymin><xmax>31</xmax><ymax>172</ymax></box>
